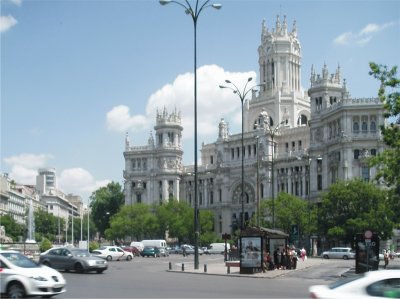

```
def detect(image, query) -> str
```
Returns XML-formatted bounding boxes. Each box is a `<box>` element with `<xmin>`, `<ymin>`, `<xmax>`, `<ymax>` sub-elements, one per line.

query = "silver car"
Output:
<box><xmin>322</xmin><ymin>247</ymin><xmax>355</xmax><ymax>260</ymax></box>
<box><xmin>39</xmin><ymin>247</ymin><xmax>108</xmax><ymax>273</ymax></box>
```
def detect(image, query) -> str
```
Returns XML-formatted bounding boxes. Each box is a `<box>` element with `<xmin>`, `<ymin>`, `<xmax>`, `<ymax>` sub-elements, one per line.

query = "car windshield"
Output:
<box><xmin>70</xmin><ymin>249</ymin><xmax>91</xmax><ymax>257</ymax></box>
<box><xmin>328</xmin><ymin>275</ymin><xmax>363</xmax><ymax>289</ymax></box>
<box><xmin>1</xmin><ymin>252</ymin><xmax>39</xmax><ymax>268</ymax></box>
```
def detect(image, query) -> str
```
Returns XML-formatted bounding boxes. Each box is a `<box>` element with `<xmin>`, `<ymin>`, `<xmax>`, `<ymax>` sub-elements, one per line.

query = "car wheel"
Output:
<box><xmin>75</xmin><ymin>263</ymin><xmax>84</xmax><ymax>273</ymax></box>
<box><xmin>106</xmin><ymin>255</ymin><xmax>112</xmax><ymax>261</ymax></box>
<box><xmin>126</xmin><ymin>255</ymin><xmax>132</xmax><ymax>261</ymax></box>
<box><xmin>7</xmin><ymin>282</ymin><xmax>25</xmax><ymax>299</ymax></box>
<box><xmin>96</xmin><ymin>269</ymin><xmax>105</xmax><ymax>274</ymax></box>
<box><xmin>343</xmin><ymin>255</ymin><xmax>348</xmax><ymax>260</ymax></box>
<box><xmin>323</xmin><ymin>255</ymin><xmax>329</xmax><ymax>259</ymax></box>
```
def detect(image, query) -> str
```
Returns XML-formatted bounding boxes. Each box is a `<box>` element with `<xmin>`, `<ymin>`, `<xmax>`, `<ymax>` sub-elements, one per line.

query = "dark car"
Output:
<box><xmin>121</xmin><ymin>246</ymin><xmax>140</xmax><ymax>257</ymax></box>
<box><xmin>140</xmin><ymin>246</ymin><xmax>160</xmax><ymax>257</ymax></box>
<box><xmin>39</xmin><ymin>247</ymin><xmax>108</xmax><ymax>273</ymax></box>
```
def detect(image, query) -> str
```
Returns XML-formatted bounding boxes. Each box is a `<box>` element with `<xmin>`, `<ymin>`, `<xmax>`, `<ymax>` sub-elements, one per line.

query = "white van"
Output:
<box><xmin>207</xmin><ymin>243</ymin><xmax>230</xmax><ymax>254</ymax></box>
<box><xmin>141</xmin><ymin>240</ymin><xmax>167</xmax><ymax>249</ymax></box>
<box><xmin>130</xmin><ymin>241</ymin><xmax>144</xmax><ymax>252</ymax></box>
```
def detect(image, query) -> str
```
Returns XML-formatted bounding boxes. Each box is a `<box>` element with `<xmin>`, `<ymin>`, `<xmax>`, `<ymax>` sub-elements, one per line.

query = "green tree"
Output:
<box><xmin>34</xmin><ymin>209</ymin><xmax>61</xmax><ymax>242</ymax></box>
<box><xmin>199</xmin><ymin>209</ymin><xmax>219</xmax><ymax>246</ymax></box>
<box><xmin>0</xmin><ymin>214</ymin><xmax>24</xmax><ymax>241</ymax></box>
<box><xmin>156</xmin><ymin>199</ymin><xmax>192</xmax><ymax>243</ymax></box>
<box><xmin>318</xmin><ymin>179</ymin><xmax>394</xmax><ymax>245</ymax></box>
<box><xmin>369</xmin><ymin>62</ymin><xmax>400</xmax><ymax>225</ymax></box>
<box><xmin>39</xmin><ymin>238</ymin><xmax>52</xmax><ymax>252</ymax></box>
<box><xmin>105</xmin><ymin>204</ymin><xmax>159</xmax><ymax>241</ymax></box>
<box><xmin>258</xmin><ymin>193</ymin><xmax>313</xmax><ymax>235</ymax></box>
<box><xmin>89</xmin><ymin>182</ymin><xmax>124</xmax><ymax>237</ymax></box>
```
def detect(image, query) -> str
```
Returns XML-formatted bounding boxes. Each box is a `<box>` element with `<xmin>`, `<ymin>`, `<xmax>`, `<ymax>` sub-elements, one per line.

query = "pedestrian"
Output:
<box><xmin>281</xmin><ymin>249</ymin><xmax>287</xmax><ymax>270</ymax></box>
<box><xmin>273</xmin><ymin>248</ymin><xmax>279</xmax><ymax>270</ymax></box>
<box><xmin>301</xmin><ymin>247</ymin><xmax>307</xmax><ymax>261</ymax></box>
<box><xmin>383</xmin><ymin>250</ymin><xmax>389</xmax><ymax>269</ymax></box>
<box><xmin>182</xmin><ymin>246</ymin><xmax>187</xmax><ymax>257</ymax></box>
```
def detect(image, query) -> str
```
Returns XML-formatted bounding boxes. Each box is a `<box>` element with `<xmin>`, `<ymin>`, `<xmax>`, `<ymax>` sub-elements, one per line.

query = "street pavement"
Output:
<box><xmin>168</xmin><ymin>256</ymin><xmax>400</xmax><ymax>278</ymax></box>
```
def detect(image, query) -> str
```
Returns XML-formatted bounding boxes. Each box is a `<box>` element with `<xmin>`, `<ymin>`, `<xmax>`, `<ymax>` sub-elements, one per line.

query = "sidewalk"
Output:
<box><xmin>167</xmin><ymin>257</ymin><xmax>330</xmax><ymax>278</ymax></box>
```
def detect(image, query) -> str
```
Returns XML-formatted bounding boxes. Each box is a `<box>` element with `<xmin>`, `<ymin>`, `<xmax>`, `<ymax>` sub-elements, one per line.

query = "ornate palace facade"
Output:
<box><xmin>123</xmin><ymin>16</ymin><xmax>385</xmax><ymax>237</ymax></box>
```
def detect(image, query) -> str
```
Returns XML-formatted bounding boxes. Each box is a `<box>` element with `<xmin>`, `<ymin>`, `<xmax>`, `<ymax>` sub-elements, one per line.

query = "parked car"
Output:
<box><xmin>92</xmin><ymin>246</ymin><xmax>133</xmax><ymax>261</ymax></box>
<box><xmin>321</xmin><ymin>247</ymin><xmax>355</xmax><ymax>260</ymax></box>
<box><xmin>140</xmin><ymin>246</ymin><xmax>161</xmax><ymax>257</ymax></box>
<box><xmin>39</xmin><ymin>247</ymin><xmax>108</xmax><ymax>273</ymax></box>
<box><xmin>181</xmin><ymin>245</ymin><xmax>204</xmax><ymax>255</ymax></box>
<box><xmin>172</xmin><ymin>246</ymin><xmax>183</xmax><ymax>254</ymax></box>
<box><xmin>309</xmin><ymin>269</ymin><xmax>400</xmax><ymax>299</ymax></box>
<box><xmin>206</xmin><ymin>243</ymin><xmax>230</xmax><ymax>254</ymax></box>
<box><xmin>158</xmin><ymin>247</ymin><xmax>169</xmax><ymax>257</ymax></box>
<box><xmin>0</xmin><ymin>250</ymin><xmax>66</xmax><ymax>298</ymax></box>
<box><xmin>121</xmin><ymin>246</ymin><xmax>140</xmax><ymax>257</ymax></box>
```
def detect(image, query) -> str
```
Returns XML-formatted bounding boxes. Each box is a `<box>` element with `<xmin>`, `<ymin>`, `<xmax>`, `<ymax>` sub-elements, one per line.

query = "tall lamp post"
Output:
<box><xmin>219</xmin><ymin>78</ymin><xmax>264</xmax><ymax>230</ymax></box>
<box><xmin>160</xmin><ymin>0</ymin><xmax>221</xmax><ymax>270</ymax></box>
<box><xmin>265</xmin><ymin>120</ymin><xmax>285</xmax><ymax>228</ymax></box>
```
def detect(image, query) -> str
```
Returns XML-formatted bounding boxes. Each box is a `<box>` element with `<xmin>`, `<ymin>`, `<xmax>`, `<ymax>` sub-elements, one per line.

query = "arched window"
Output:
<box><xmin>297</xmin><ymin>114</ymin><xmax>308</xmax><ymax>126</ymax></box>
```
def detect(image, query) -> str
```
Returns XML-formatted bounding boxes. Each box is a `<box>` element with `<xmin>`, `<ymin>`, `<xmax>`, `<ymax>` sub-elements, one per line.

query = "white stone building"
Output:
<box><xmin>123</xmin><ymin>16</ymin><xmax>385</xmax><ymax>237</ymax></box>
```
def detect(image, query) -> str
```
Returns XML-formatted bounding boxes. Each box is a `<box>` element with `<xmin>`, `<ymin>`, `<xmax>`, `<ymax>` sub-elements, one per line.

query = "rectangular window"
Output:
<box><xmin>354</xmin><ymin>149</ymin><xmax>360</xmax><ymax>160</ymax></box>
<box><xmin>317</xmin><ymin>175</ymin><xmax>322</xmax><ymax>191</ymax></box>
<box><xmin>219</xmin><ymin>189</ymin><xmax>222</xmax><ymax>202</ymax></box>
<box><xmin>231</xmin><ymin>148</ymin><xmax>234</xmax><ymax>160</ymax></box>
<box><xmin>362</xmin><ymin>166</ymin><xmax>370</xmax><ymax>181</ymax></box>
<box><xmin>210</xmin><ymin>155</ymin><xmax>214</xmax><ymax>164</ymax></box>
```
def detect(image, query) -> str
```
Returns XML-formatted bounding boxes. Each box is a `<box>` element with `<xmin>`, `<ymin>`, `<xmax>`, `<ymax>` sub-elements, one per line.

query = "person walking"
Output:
<box><xmin>383</xmin><ymin>250</ymin><xmax>389</xmax><ymax>269</ymax></box>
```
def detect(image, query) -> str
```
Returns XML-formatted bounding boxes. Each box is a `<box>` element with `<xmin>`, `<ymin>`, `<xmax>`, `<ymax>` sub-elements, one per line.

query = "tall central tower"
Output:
<box><xmin>258</xmin><ymin>15</ymin><xmax>301</xmax><ymax>95</ymax></box>
<box><xmin>246</xmin><ymin>15</ymin><xmax>309</xmax><ymax>133</ymax></box>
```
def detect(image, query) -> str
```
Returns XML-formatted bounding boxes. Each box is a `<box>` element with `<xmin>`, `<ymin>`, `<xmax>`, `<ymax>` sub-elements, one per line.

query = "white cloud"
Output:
<box><xmin>333</xmin><ymin>32</ymin><xmax>352</xmax><ymax>45</ymax></box>
<box><xmin>333</xmin><ymin>21</ymin><xmax>396</xmax><ymax>46</ymax></box>
<box><xmin>3</xmin><ymin>153</ymin><xmax>53</xmax><ymax>185</ymax></box>
<box><xmin>109</xmin><ymin>64</ymin><xmax>256</xmax><ymax>141</ymax></box>
<box><xmin>4</xmin><ymin>0</ymin><xmax>22</xmax><ymax>6</ymax></box>
<box><xmin>58</xmin><ymin>168</ymin><xmax>110</xmax><ymax>197</ymax></box>
<box><xmin>3</xmin><ymin>153</ymin><xmax>109</xmax><ymax>200</ymax></box>
<box><xmin>0</xmin><ymin>15</ymin><xmax>18</xmax><ymax>33</ymax></box>
<box><xmin>4</xmin><ymin>153</ymin><xmax>54</xmax><ymax>169</ymax></box>
<box><xmin>106</xmin><ymin>105</ymin><xmax>149</xmax><ymax>132</ymax></box>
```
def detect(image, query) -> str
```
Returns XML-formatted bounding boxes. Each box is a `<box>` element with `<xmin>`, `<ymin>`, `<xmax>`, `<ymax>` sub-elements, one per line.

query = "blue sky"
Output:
<box><xmin>1</xmin><ymin>0</ymin><xmax>399</xmax><ymax>203</ymax></box>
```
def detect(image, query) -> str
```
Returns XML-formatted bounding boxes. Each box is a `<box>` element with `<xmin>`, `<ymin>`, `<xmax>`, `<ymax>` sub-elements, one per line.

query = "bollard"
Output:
<box><xmin>169</xmin><ymin>261</ymin><xmax>172</xmax><ymax>270</ymax></box>
<box><xmin>181</xmin><ymin>263</ymin><xmax>184</xmax><ymax>271</ymax></box>
<box><xmin>227</xmin><ymin>265</ymin><xmax>230</xmax><ymax>274</ymax></box>
<box><xmin>204</xmin><ymin>264</ymin><xmax>207</xmax><ymax>273</ymax></box>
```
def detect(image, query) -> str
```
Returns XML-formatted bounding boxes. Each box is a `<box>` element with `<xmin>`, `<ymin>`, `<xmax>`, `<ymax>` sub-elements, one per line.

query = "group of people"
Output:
<box><xmin>262</xmin><ymin>246</ymin><xmax>307</xmax><ymax>272</ymax></box>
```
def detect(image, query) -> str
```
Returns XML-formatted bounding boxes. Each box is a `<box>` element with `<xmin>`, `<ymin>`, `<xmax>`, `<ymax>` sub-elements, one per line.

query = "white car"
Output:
<box><xmin>309</xmin><ymin>270</ymin><xmax>400</xmax><ymax>299</ymax></box>
<box><xmin>0</xmin><ymin>250</ymin><xmax>66</xmax><ymax>298</ymax></box>
<box><xmin>92</xmin><ymin>246</ymin><xmax>133</xmax><ymax>261</ymax></box>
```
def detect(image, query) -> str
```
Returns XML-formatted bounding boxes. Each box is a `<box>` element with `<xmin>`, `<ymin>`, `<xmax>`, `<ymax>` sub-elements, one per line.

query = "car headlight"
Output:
<box><xmin>87</xmin><ymin>260</ymin><xmax>97</xmax><ymax>266</ymax></box>
<box><xmin>30</xmin><ymin>276</ymin><xmax>48</xmax><ymax>281</ymax></box>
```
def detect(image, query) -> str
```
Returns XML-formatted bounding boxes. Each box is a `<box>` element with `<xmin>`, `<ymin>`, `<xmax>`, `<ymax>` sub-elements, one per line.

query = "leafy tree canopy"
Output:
<box><xmin>318</xmin><ymin>179</ymin><xmax>394</xmax><ymax>242</ymax></box>
<box><xmin>369</xmin><ymin>62</ymin><xmax>400</xmax><ymax>225</ymax></box>
<box><xmin>90</xmin><ymin>182</ymin><xmax>124</xmax><ymax>237</ymax></box>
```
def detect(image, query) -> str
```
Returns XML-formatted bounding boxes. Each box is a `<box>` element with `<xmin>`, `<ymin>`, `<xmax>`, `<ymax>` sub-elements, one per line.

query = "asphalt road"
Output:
<box><xmin>56</xmin><ymin>254</ymin><xmax>366</xmax><ymax>299</ymax></box>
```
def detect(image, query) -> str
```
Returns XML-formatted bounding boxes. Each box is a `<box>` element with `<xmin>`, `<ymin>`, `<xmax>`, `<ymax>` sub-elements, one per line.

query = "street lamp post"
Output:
<box><xmin>87</xmin><ymin>199</ymin><xmax>90</xmax><ymax>251</ymax></box>
<box><xmin>160</xmin><ymin>0</ymin><xmax>221</xmax><ymax>270</ymax></box>
<box><xmin>256</xmin><ymin>136</ymin><xmax>260</xmax><ymax>227</ymax></box>
<box><xmin>220</xmin><ymin>78</ymin><xmax>264</xmax><ymax>230</ymax></box>
<box><xmin>265</xmin><ymin>121</ymin><xmax>285</xmax><ymax>228</ymax></box>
